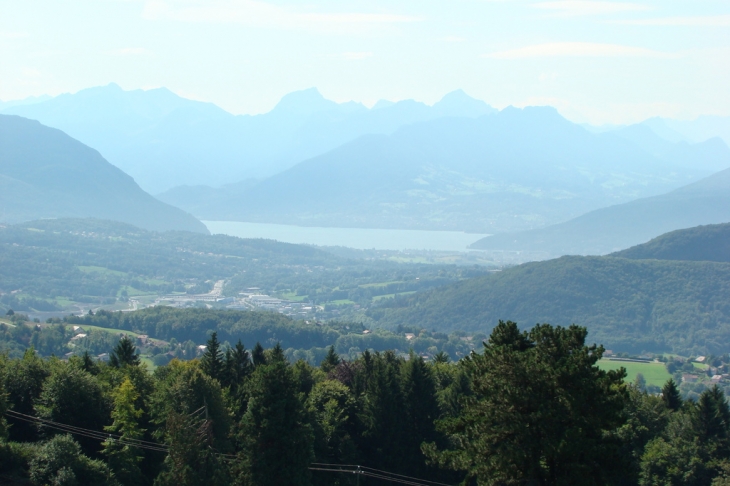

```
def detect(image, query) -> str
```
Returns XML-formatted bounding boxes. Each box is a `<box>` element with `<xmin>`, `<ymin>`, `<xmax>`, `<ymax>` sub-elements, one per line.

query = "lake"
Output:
<box><xmin>204</xmin><ymin>221</ymin><xmax>488</xmax><ymax>252</ymax></box>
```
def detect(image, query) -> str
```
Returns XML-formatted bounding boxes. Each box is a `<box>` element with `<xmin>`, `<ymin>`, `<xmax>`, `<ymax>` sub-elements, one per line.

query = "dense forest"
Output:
<box><xmin>2</xmin><ymin>321</ymin><xmax>730</xmax><ymax>485</ymax></box>
<box><xmin>371</xmin><ymin>255</ymin><xmax>730</xmax><ymax>355</ymax></box>
<box><xmin>0</xmin><ymin>307</ymin><xmax>479</xmax><ymax>365</ymax></box>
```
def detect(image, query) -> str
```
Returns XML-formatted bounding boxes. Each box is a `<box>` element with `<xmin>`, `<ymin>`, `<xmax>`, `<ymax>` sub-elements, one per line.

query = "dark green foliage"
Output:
<box><xmin>155</xmin><ymin>410</ymin><xmax>230</xmax><ymax>486</ymax></box>
<box><xmin>614</xmin><ymin>222</ymin><xmax>730</xmax><ymax>263</ymax></box>
<box><xmin>2</xmin><ymin>349</ymin><xmax>50</xmax><ymax>441</ymax></box>
<box><xmin>320</xmin><ymin>346</ymin><xmax>340</xmax><ymax>373</ymax></box>
<box><xmin>35</xmin><ymin>364</ymin><xmax>111</xmax><ymax>454</ymax></box>
<box><xmin>425</xmin><ymin>321</ymin><xmax>628</xmax><ymax>485</ymax></box>
<box><xmin>200</xmin><ymin>332</ymin><xmax>223</xmax><ymax>381</ymax></box>
<box><xmin>399</xmin><ymin>352</ymin><xmax>440</xmax><ymax>478</ymax></box>
<box><xmin>372</xmin><ymin>256</ymin><xmax>730</xmax><ymax>355</ymax></box>
<box><xmin>223</xmin><ymin>340</ymin><xmax>252</xmax><ymax>390</ymax></box>
<box><xmin>29</xmin><ymin>434</ymin><xmax>119</xmax><ymax>486</ymax></box>
<box><xmin>662</xmin><ymin>378</ymin><xmax>683</xmax><ymax>411</ymax></box>
<box><xmin>235</xmin><ymin>360</ymin><xmax>314</xmax><ymax>486</ymax></box>
<box><xmin>109</xmin><ymin>335</ymin><xmax>140</xmax><ymax>368</ymax></box>
<box><xmin>251</xmin><ymin>342</ymin><xmax>266</xmax><ymax>367</ymax></box>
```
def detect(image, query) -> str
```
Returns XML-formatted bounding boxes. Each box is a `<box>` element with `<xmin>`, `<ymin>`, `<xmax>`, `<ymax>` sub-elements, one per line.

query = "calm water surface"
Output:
<box><xmin>204</xmin><ymin>221</ymin><xmax>488</xmax><ymax>252</ymax></box>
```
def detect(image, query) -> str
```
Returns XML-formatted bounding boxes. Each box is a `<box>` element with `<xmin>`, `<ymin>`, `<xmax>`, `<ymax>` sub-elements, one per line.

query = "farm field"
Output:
<box><xmin>597</xmin><ymin>359</ymin><xmax>672</xmax><ymax>387</ymax></box>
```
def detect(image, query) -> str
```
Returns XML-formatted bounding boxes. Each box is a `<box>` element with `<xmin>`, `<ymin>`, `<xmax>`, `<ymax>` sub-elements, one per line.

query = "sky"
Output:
<box><xmin>0</xmin><ymin>0</ymin><xmax>728</xmax><ymax>124</ymax></box>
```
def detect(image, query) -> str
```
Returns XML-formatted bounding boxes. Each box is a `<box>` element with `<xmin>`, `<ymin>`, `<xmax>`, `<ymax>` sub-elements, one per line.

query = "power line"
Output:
<box><xmin>310</xmin><ymin>463</ymin><xmax>454</xmax><ymax>486</ymax></box>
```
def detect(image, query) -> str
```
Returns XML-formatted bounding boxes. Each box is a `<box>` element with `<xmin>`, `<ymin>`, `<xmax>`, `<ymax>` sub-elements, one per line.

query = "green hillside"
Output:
<box><xmin>0</xmin><ymin>114</ymin><xmax>207</xmax><ymax>233</ymax></box>
<box><xmin>369</xmin><ymin>255</ymin><xmax>730</xmax><ymax>355</ymax></box>
<box><xmin>613</xmin><ymin>222</ymin><xmax>730</xmax><ymax>262</ymax></box>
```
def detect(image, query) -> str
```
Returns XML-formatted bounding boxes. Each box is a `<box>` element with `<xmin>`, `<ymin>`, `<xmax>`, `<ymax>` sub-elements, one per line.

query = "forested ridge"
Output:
<box><xmin>2</xmin><ymin>321</ymin><xmax>730</xmax><ymax>485</ymax></box>
<box><xmin>370</xmin><ymin>255</ymin><xmax>730</xmax><ymax>355</ymax></box>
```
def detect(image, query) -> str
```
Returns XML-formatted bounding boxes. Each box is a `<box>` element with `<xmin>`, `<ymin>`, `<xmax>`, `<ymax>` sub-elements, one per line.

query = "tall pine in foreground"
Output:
<box><xmin>234</xmin><ymin>359</ymin><xmax>314</xmax><ymax>486</ymax></box>
<box><xmin>424</xmin><ymin>320</ymin><xmax>628</xmax><ymax>485</ymax></box>
<box><xmin>200</xmin><ymin>332</ymin><xmax>223</xmax><ymax>381</ymax></box>
<box><xmin>103</xmin><ymin>378</ymin><xmax>145</xmax><ymax>486</ymax></box>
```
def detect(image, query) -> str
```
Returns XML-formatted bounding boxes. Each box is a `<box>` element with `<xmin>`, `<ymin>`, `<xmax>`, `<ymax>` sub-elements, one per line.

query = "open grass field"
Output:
<box><xmin>598</xmin><ymin>359</ymin><xmax>672</xmax><ymax>387</ymax></box>
<box><xmin>372</xmin><ymin>291</ymin><xmax>418</xmax><ymax>302</ymax></box>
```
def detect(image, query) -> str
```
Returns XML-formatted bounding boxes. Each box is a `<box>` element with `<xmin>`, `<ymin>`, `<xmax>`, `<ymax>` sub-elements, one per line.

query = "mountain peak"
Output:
<box><xmin>271</xmin><ymin>88</ymin><xmax>340</xmax><ymax>116</ymax></box>
<box><xmin>432</xmin><ymin>89</ymin><xmax>496</xmax><ymax>117</ymax></box>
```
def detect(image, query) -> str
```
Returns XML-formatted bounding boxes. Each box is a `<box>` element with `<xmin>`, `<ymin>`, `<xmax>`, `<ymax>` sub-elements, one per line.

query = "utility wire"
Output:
<box><xmin>5</xmin><ymin>410</ymin><xmax>166</xmax><ymax>450</ymax></box>
<box><xmin>310</xmin><ymin>463</ymin><xmax>454</xmax><ymax>486</ymax></box>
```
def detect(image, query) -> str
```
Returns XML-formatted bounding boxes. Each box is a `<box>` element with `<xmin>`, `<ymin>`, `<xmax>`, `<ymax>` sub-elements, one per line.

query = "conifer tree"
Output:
<box><xmin>200</xmin><ymin>332</ymin><xmax>223</xmax><ymax>381</ymax></box>
<box><xmin>360</xmin><ymin>351</ymin><xmax>404</xmax><ymax>472</ymax></box>
<box><xmin>110</xmin><ymin>335</ymin><xmax>140</xmax><ymax>368</ymax></box>
<box><xmin>661</xmin><ymin>379</ymin><xmax>682</xmax><ymax>411</ymax></box>
<box><xmin>252</xmin><ymin>342</ymin><xmax>266</xmax><ymax>367</ymax></box>
<box><xmin>268</xmin><ymin>342</ymin><xmax>286</xmax><ymax>363</ymax></box>
<box><xmin>320</xmin><ymin>346</ymin><xmax>340</xmax><ymax>373</ymax></box>
<box><xmin>223</xmin><ymin>339</ymin><xmax>252</xmax><ymax>389</ymax></box>
<box><xmin>103</xmin><ymin>378</ymin><xmax>145</xmax><ymax>485</ymax></box>
<box><xmin>235</xmin><ymin>360</ymin><xmax>313</xmax><ymax>486</ymax></box>
<box><xmin>400</xmin><ymin>352</ymin><xmax>440</xmax><ymax>477</ymax></box>
<box><xmin>424</xmin><ymin>321</ymin><xmax>628</xmax><ymax>485</ymax></box>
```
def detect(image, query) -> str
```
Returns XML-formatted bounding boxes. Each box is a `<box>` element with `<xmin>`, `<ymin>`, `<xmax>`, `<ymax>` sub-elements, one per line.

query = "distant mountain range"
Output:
<box><xmin>0</xmin><ymin>115</ymin><xmax>208</xmax><ymax>233</ymax></box>
<box><xmin>159</xmin><ymin>106</ymin><xmax>728</xmax><ymax>233</ymax></box>
<box><xmin>370</xmin><ymin>222</ymin><xmax>730</xmax><ymax>355</ymax></box>
<box><xmin>2</xmin><ymin>84</ymin><xmax>496</xmax><ymax>193</ymax></box>
<box><xmin>470</xmin><ymin>164</ymin><xmax>730</xmax><ymax>254</ymax></box>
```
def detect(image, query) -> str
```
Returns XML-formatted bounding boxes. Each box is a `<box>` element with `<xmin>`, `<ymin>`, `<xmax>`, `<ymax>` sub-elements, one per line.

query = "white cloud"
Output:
<box><xmin>141</xmin><ymin>0</ymin><xmax>422</xmax><ymax>33</ymax></box>
<box><xmin>533</xmin><ymin>1</ymin><xmax>651</xmax><ymax>16</ymax></box>
<box><xmin>483</xmin><ymin>42</ymin><xmax>675</xmax><ymax>59</ymax></box>
<box><xmin>107</xmin><ymin>47</ymin><xmax>153</xmax><ymax>56</ymax></box>
<box><xmin>618</xmin><ymin>15</ymin><xmax>730</xmax><ymax>27</ymax></box>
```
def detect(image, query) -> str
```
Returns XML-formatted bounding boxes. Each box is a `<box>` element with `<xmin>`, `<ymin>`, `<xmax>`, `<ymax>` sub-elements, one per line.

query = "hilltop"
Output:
<box><xmin>613</xmin><ymin>222</ymin><xmax>730</xmax><ymax>262</ymax></box>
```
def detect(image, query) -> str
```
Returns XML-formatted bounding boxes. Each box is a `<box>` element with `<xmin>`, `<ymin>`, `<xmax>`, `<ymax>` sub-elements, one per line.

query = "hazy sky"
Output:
<box><xmin>1</xmin><ymin>0</ymin><xmax>728</xmax><ymax>124</ymax></box>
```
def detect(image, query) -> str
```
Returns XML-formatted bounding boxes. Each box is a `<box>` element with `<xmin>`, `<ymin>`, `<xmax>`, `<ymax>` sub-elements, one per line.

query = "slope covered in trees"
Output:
<box><xmin>0</xmin><ymin>115</ymin><xmax>207</xmax><ymax>233</ymax></box>
<box><xmin>2</xmin><ymin>322</ymin><xmax>730</xmax><ymax>486</ymax></box>
<box><xmin>369</xmin><ymin>256</ymin><xmax>730</xmax><ymax>355</ymax></box>
<box><xmin>613</xmin><ymin>222</ymin><xmax>730</xmax><ymax>262</ymax></box>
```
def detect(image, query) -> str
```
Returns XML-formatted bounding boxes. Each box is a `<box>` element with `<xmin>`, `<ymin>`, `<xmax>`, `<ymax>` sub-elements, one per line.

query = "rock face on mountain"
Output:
<box><xmin>159</xmin><ymin>106</ymin><xmax>726</xmax><ymax>233</ymax></box>
<box><xmin>470</xmin><ymin>165</ymin><xmax>730</xmax><ymax>254</ymax></box>
<box><xmin>0</xmin><ymin>115</ymin><xmax>208</xmax><ymax>234</ymax></box>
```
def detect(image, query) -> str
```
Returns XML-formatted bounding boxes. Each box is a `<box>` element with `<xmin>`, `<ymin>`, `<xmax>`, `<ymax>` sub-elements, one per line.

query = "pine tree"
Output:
<box><xmin>424</xmin><ymin>321</ymin><xmax>628</xmax><ymax>485</ymax></box>
<box><xmin>103</xmin><ymin>378</ymin><xmax>145</xmax><ymax>485</ymax></box>
<box><xmin>109</xmin><ymin>335</ymin><xmax>140</xmax><ymax>368</ymax></box>
<box><xmin>360</xmin><ymin>351</ymin><xmax>404</xmax><ymax>472</ymax></box>
<box><xmin>252</xmin><ymin>342</ymin><xmax>266</xmax><ymax>367</ymax></box>
<box><xmin>320</xmin><ymin>346</ymin><xmax>340</xmax><ymax>373</ymax></box>
<box><xmin>235</xmin><ymin>360</ymin><xmax>314</xmax><ymax>486</ymax></box>
<box><xmin>200</xmin><ymin>332</ymin><xmax>223</xmax><ymax>381</ymax></box>
<box><xmin>661</xmin><ymin>379</ymin><xmax>682</xmax><ymax>411</ymax></box>
<box><xmin>400</xmin><ymin>351</ymin><xmax>440</xmax><ymax>478</ymax></box>
<box><xmin>223</xmin><ymin>340</ymin><xmax>252</xmax><ymax>390</ymax></box>
<box><xmin>268</xmin><ymin>342</ymin><xmax>286</xmax><ymax>363</ymax></box>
